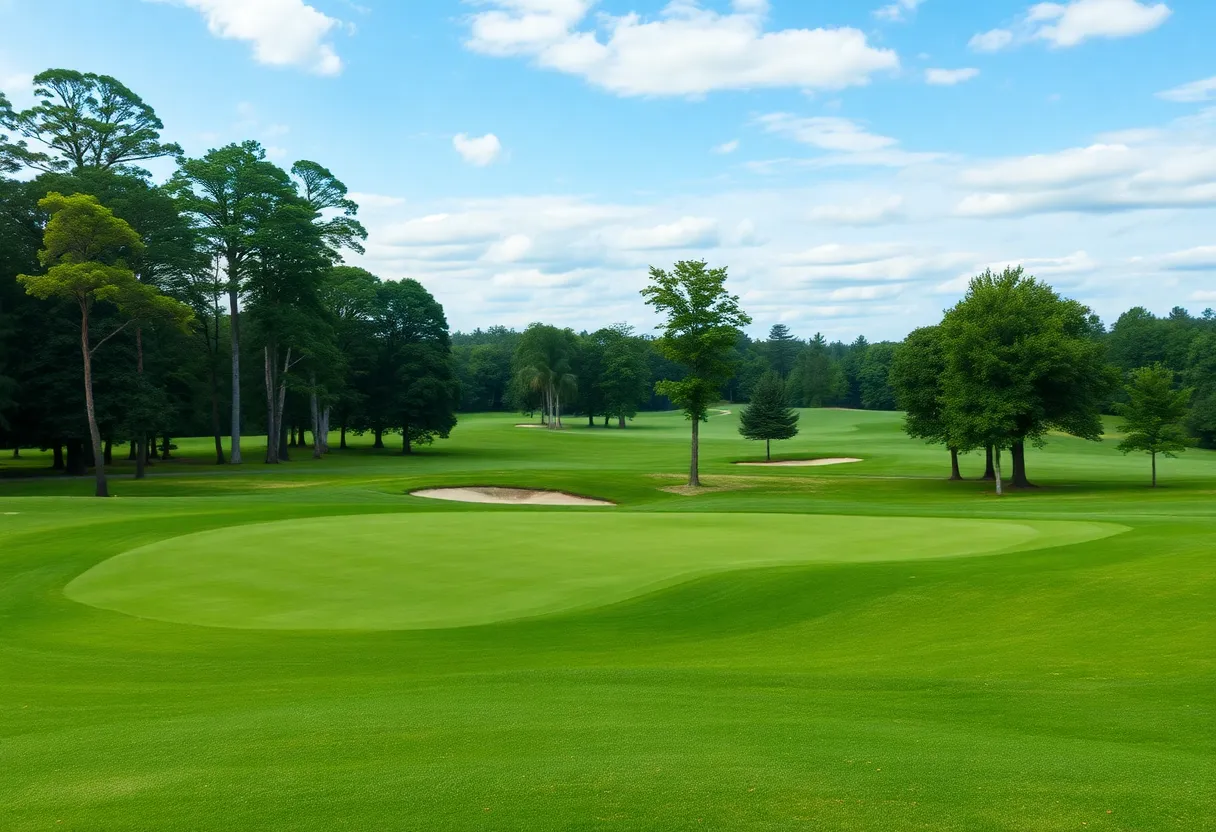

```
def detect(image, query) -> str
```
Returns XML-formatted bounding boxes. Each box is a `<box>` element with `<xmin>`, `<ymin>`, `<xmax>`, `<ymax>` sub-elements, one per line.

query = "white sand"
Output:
<box><xmin>515</xmin><ymin>424</ymin><xmax>548</xmax><ymax>428</ymax></box>
<box><xmin>411</xmin><ymin>487</ymin><xmax>614</xmax><ymax>506</ymax></box>
<box><xmin>734</xmin><ymin>458</ymin><xmax>863</xmax><ymax>467</ymax></box>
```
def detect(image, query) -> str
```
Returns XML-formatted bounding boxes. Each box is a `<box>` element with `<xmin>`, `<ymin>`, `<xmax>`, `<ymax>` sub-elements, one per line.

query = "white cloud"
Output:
<box><xmin>1193</xmin><ymin>290</ymin><xmax>1216</xmax><ymax>302</ymax></box>
<box><xmin>925</xmin><ymin>67</ymin><xmax>979</xmax><ymax>86</ymax></box>
<box><xmin>874</xmin><ymin>0</ymin><xmax>925</xmax><ymax>22</ymax></box>
<box><xmin>1156</xmin><ymin>245</ymin><xmax>1216</xmax><ymax>270</ymax></box>
<box><xmin>1029</xmin><ymin>0</ymin><xmax>1171</xmax><ymax>47</ymax></box>
<box><xmin>713</xmin><ymin>139</ymin><xmax>740</xmax><ymax>154</ymax></box>
<box><xmin>961</xmin><ymin>144</ymin><xmax>1139</xmax><ymax>190</ymax></box>
<box><xmin>1158</xmin><ymin>76</ymin><xmax>1216</xmax><ymax>104</ymax></box>
<box><xmin>464</xmin><ymin>0</ymin><xmax>899</xmax><ymax>97</ymax></box>
<box><xmin>153</xmin><ymin>0</ymin><xmax>345</xmax><ymax>75</ymax></box>
<box><xmin>348</xmin><ymin>192</ymin><xmax>407</xmax><ymax>209</ymax></box>
<box><xmin>0</xmin><ymin>71</ymin><xmax>35</xmax><ymax>108</ymax></box>
<box><xmin>810</xmin><ymin>196</ymin><xmax>905</xmax><ymax>225</ymax></box>
<box><xmin>453</xmin><ymin>133</ymin><xmax>503</xmax><ymax>166</ymax></box>
<box><xmin>753</xmin><ymin>113</ymin><xmax>942</xmax><ymax>168</ymax></box>
<box><xmin>616</xmin><ymin>216</ymin><xmax>719</xmax><ymax>249</ymax></box>
<box><xmin>482</xmin><ymin>234</ymin><xmax>535</xmax><ymax>263</ymax></box>
<box><xmin>969</xmin><ymin>28</ymin><xmax>1014</xmax><ymax>51</ymax></box>
<box><xmin>969</xmin><ymin>0</ymin><xmax>1170</xmax><ymax>53</ymax></box>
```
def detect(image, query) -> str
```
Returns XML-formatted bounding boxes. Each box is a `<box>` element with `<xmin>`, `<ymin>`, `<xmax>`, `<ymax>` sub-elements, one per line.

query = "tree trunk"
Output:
<box><xmin>340</xmin><ymin>419</ymin><xmax>348</xmax><ymax>450</ymax></box>
<box><xmin>402</xmin><ymin>424</ymin><xmax>411</xmax><ymax>455</ymax></box>
<box><xmin>983</xmin><ymin>446</ymin><xmax>995</xmax><ymax>480</ymax></box>
<box><xmin>766</xmin><ymin>438</ymin><xmax>771</xmax><ymax>461</ymax></box>
<box><xmin>277</xmin><ymin>350</ymin><xmax>291</xmax><ymax>463</ymax></box>
<box><xmin>65</xmin><ymin>438</ymin><xmax>85</xmax><ymax>476</ymax></box>
<box><xmin>127</xmin><ymin>439</ymin><xmax>138</xmax><ymax>461</ymax></box>
<box><xmin>320</xmin><ymin>407</ymin><xmax>330</xmax><ymax>453</ymax></box>
<box><xmin>619</xmin><ymin>415</ymin><xmax>626</xmax><ymax>428</ymax></box>
<box><xmin>1151</xmin><ymin>451</ymin><xmax>1157</xmax><ymax>487</ymax></box>
<box><xmin>146</xmin><ymin>436</ymin><xmax>157</xmax><ymax>465</ymax></box>
<box><xmin>229</xmin><ymin>285</ymin><xmax>242</xmax><ymax>464</ymax></box>
<box><xmin>135</xmin><ymin>433</ymin><xmax>146</xmax><ymax>480</ymax></box>
<box><xmin>160</xmin><ymin>434</ymin><xmax>171</xmax><ymax>461</ymax></box>
<box><xmin>311</xmin><ymin>375</ymin><xmax>323</xmax><ymax>459</ymax></box>
<box><xmin>1011</xmin><ymin>440</ymin><xmax>1034</xmax><ymax>488</ymax></box>
<box><xmin>604</xmin><ymin>414</ymin><xmax>610</xmax><ymax>427</ymax></box>
<box><xmin>79</xmin><ymin>307</ymin><xmax>109</xmax><ymax>497</ymax></box>
<box><xmin>993</xmin><ymin>446</ymin><xmax>1003</xmax><ymax>497</ymax></box>
<box><xmin>373</xmin><ymin>427</ymin><xmax>383</xmax><ymax>449</ymax></box>
<box><xmin>949</xmin><ymin>447</ymin><xmax>962</xmax><ymax>481</ymax></box>
<box><xmin>264</xmin><ymin>346</ymin><xmax>279</xmax><ymax>464</ymax></box>
<box><xmin>689</xmin><ymin>416</ymin><xmax>701</xmax><ymax>487</ymax></box>
<box><xmin>52</xmin><ymin>444</ymin><xmax>64</xmax><ymax>470</ymax></box>
<box><xmin>208</xmin><ymin>361</ymin><xmax>225</xmax><ymax>465</ymax></box>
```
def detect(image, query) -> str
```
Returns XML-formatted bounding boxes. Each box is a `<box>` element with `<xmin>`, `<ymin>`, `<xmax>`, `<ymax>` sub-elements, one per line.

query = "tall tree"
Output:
<box><xmin>738</xmin><ymin>370</ymin><xmax>799</xmax><ymax>460</ymax></box>
<box><xmin>513</xmin><ymin>323</ymin><xmax>578</xmax><ymax>430</ymax></box>
<box><xmin>17</xmin><ymin>193</ymin><xmax>188</xmax><ymax>496</ymax></box>
<box><xmin>890</xmin><ymin>326</ymin><xmax>966</xmax><ymax>480</ymax></box>
<box><xmin>939</xmin><ymin>267</ymin><xmax>1116</xmax><ymax>491</ymax></box>
<box><xmin>1</xmin><ymin>69</ymin><xmax>181</xmax><ymax>173</ymax></box>
<box><xmin>595</xmin><ymin>324</ymin><xmax>651</xmax><ymax>427</ymax></box>
<box><xmin>1116</xmin><ymin>364</ymin><xmax>1193</xmax><ymax>487</ymax></box>
<box><xmin>764</xmin><ymin>323</ymin><xmax>800</xmax><ymax>378</ymax></box>
<box><xmin>642</xmin><ymin>259</ymin><xmax>751</xmax><ymax>486</ymax></box>
<box><xmin>169</xmin><ymin>141</ymin><xmax>294</xmax><ymax>463</ymax></box>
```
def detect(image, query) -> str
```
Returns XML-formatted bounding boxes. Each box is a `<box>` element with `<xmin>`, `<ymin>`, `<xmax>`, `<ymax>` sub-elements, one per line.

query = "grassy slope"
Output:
<box><xmin>0</xmin><ymin>409</ymin><xmax>1213</xmax><ymax>831</ymax></box>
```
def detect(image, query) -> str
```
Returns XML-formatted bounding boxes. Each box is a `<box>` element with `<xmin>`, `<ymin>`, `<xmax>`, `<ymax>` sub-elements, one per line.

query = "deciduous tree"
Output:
<box><xmin>1116</xmin><ymin>364</ymin><xmax>1193</xmax><ymax>487</ymax></box>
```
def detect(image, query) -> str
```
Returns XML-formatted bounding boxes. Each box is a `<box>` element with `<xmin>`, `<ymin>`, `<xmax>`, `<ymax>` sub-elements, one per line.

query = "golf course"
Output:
<box><xmin>2</xmin><ymin>408</ymin><xmax>1212</xmax><ymax>830</ymax></box>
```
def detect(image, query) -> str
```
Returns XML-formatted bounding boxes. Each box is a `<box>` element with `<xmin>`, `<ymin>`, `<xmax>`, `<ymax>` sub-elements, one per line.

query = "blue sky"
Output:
<box><xmin>2</xmin><ymin>0</ymin><xmax>1215</xmax><ymax>340</ymax></box>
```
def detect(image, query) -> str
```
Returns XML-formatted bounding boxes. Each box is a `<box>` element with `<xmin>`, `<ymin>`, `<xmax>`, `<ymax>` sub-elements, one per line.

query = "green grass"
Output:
<box><xmin>1</xmin><ymin>408</ymin><xmax>1213</xmax><ymax>831</ymax></box>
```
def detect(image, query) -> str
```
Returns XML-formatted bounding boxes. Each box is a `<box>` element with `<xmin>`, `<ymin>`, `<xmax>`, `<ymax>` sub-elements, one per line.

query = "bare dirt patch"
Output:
<box><xmin>734</xmin><ymin>458</ymin><xmax>862</xmax><ymax>467</ymax></box>
<box><xmin>411</xmin><ymin>487</ymin><xmax>614</xmax><ymax>506</ymax></box>
<box><xmin>648</xmin><ymin>473</ymin><xmax>823</xmax><ymax>496</ymax></box>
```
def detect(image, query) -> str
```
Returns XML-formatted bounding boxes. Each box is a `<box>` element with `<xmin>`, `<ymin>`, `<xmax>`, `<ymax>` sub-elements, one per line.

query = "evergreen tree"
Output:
<box><xmin>738</xmin><ymin>371</ymin><xmax>799</xmax><ymax>460</ymax></box>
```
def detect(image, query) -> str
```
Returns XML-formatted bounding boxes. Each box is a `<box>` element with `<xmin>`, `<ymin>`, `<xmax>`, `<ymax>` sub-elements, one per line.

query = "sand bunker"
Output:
<box><xmin>734</xmin><ymin>458</ymin><xmax>863</xmax><ymax>467</ymax></box>
<box><xmin>411</xmin><ymin>487</ymin><xmax>614</xmax><ymax>506</ymax></box>
<box><xmin>515</xmin><ymin>424</ymin><xmax>547</xmax><ymax>428</ymax></box>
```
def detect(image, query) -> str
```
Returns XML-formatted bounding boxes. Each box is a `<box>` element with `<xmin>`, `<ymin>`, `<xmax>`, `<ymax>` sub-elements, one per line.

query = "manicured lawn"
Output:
<box><xmin>1</xmin><ymin>409</ymin><xmax>1213</xmax><ymax>830</ymax></box>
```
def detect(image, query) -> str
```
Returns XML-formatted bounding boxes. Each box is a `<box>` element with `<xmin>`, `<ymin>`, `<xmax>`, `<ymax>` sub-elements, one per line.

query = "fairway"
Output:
<box><xmin>2</xmin><ymin>409</ymin><xmax>1214</xmax><ymax>831</ymax></box>
<box><xmin>66</xmin><ymin>512</ymin><xmax>1125</xmax><ymax>629</ymax></box>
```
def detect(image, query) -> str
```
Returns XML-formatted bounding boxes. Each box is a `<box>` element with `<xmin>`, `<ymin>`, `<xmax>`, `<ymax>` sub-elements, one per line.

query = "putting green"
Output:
<box><xmin>66</xmin><ymin>512</ymin><xmax>1125</xmax><ymax>631</ymax></box>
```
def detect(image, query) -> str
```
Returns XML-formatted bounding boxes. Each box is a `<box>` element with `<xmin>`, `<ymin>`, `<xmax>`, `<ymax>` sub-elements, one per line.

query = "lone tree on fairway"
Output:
<box><xmin>739</xmin><ymin>371</ymin><xmax>798</xmax><ymax>460</ymax></box>
<box><xmin>17</xmin><ymin>193</ymin><xmax>186</xmax><ymax>497</ymax></box>
<box><xmin>1116</xmin><ymin>364</ymin><xmax>1192</xmax><ymax>487</ymax></box>
<box><xmin>642</xmin><ymin>259</ymin><xmax>751</xmax><ymax>487</ymax></box>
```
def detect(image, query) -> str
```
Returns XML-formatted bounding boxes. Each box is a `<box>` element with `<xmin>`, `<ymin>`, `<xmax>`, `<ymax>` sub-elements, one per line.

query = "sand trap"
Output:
<box><xmin>515</xmin><ymin>424</ymin><xmax>547</xmax><ymax>428</ymax></box>
<box><xmin>411</xmin><ymin>487</ymin><xmax>614</xmax><ymax>506</ymax></box>
<box><xmin>735</xmin><ymin>458</ymin><xmax>863</xmax><ymax>467</ymax></box>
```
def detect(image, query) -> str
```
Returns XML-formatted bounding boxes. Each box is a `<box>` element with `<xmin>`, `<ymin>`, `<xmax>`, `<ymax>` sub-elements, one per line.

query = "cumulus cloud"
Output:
<box><xmin>482</xmin><ymin>234</ymin><xmax>534</xmax><ymax>263</ymax></box>
<box><xmin>1158</xmin><ymin>76</ymin><xmax>1216</xmax><ymax>104</ymax></box>
<box><xmin>151</xmin><ymin>0</ymin><xmax>345</xmax><ymax>75</ymax></box>
<box><xmin>713</xmin><ymin>139</ymin><xmax>740</xmax><ymax>154</ymax></box>
<box><xmin>453</xmin><ymin>133</ymin><xmax>503</xmax><ymax>166</ymax></box>
<box><xmin>616</xmin><ymin>216</ymin><xmax>720</xmax><ymax>250</ymax></box>
<box><xmin>463</xmin><ymin>0</ymin><xmax>899</xmax><ymax>97</ymax></box>
<box><xmin>925</xmin><ymin>67</ymin><xmax>979</xmax><ymax>86</ymax></box>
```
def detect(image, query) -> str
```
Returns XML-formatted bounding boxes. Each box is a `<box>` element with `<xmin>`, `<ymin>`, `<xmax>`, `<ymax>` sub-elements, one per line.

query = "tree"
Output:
<box><xmin>738</xmin><ymin>371</ymin><xmax>798</xmax><ymax>460</ymax></box>
<box><xmin>938</xmin><ymin>267</ymin><xmax>1116</xmax><ymax>492</ymax></box>
<box><xmin>858</xmin><ymin>342</ymin><xmax>897</xmax><ymax>411</ymax></box>
<box><xmin>169</xmin><ymin>141</ymin><xmax>295</xmax><ymax>463</ymax></box>
<box><xmin>788</xmin><ymin>333</ymin><xmax>844</xmax><ymax>407</ymax></box>
<box><xmin>642</xmin><ymin>259</ymin><xmax>751</xmax><ymax>486</ymax></box>
<box><xmin>764</xmin><ymin>323</ymin><xmax>800</xmax><ymax>378</ymax></box>
<box><xmin>1</xmin><ymin>69</ymin><xmax>181</xmax><ymax>173</ymax></box>
<box><xmin>17</xmin><ymin>193</ymin><xmax>189</xmax><ymax>496</ymax></box>
<box><xmin>513</xmin><ymin>323</ymin><xmax>577</xmax><ymax>429</ymax></box>
<box><xmin>595</xmin><ymin>324</ymin><xmax>651</xmax><ymax>427</ymax></box>
<box><xmin>1116</xmin><ymin>364</ymin><xmax>1193</xmax><ymax>487</ymax></box>
<box><xmin>890</xmin><ymin>326</ymin><xmax>966</xmax><ymax>480</ymax></box>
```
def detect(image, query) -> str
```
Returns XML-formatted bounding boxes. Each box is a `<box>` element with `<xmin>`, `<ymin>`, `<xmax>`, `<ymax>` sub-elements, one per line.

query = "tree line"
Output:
<box><xmin>1</xmin><ymin>69</ymin><xmax>457</xmax><ymax>495</ymax></box>
<box><xmin>2</xmin><ymin>71</ymin><xmax>1212</xmax><ymax>495</ymax></box>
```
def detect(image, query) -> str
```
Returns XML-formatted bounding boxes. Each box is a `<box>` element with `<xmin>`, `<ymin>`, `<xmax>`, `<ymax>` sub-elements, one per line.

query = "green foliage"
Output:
<box><xmin>763</xmin><ymin>323</ymin><xmax>800</xmax><ymax>378</ymax></box>
<box><xmin>738</xmin><ymin>371</ymin><xmax>798</xmax><ymax>458</ymax></box>
<box><xmin>594</xmin><ymin>324</ymin><xmax>651</xmax><ymax>424</ymax></box>
<box><xmin>513</xmin><ymin>323</ymin><xmax>578</xmax><ymax>427</ymax></box>
<box><xmin>890</xmin><ymin>325</ymin><xmax>959</xmax><ymax>450</ymax></box>
<box><xmin>642</xmin><ymin>260</ymin><xmax>751</xmax><ymax>422</ymax></box>
<box><xmin>1116</xmin><ymin>363</ymin><xmax>1193</xmax><ymax>484</ymax></box>
<box><xmin>858</xmin><ymin>342</ymin><xmax>897</xmax><ymax>411</ymax></box>
<box><xmin>1</xmin><ymin>69</ymin><xmax>180</xmax><ymax>172</ymax></box>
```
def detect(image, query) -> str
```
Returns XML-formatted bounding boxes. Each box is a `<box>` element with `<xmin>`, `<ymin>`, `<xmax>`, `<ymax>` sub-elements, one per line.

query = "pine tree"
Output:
<box><xmin>738</xmin><ymin>371</ymin><xmax>799</xmax><ymax>460</ymax></box>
